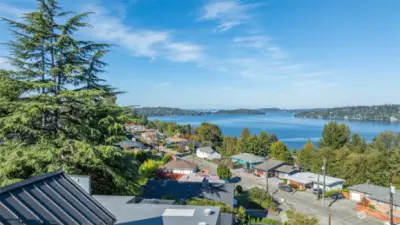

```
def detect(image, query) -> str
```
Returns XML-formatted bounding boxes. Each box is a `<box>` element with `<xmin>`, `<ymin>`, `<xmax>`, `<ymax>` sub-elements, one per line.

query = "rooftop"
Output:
<box><xmin>348</xmin><ymin>184</ymin><xmax>400</xmax><ymax>206</ymax></box>
<box><xmin>0</xmin><ymin>170</ymin><xmax>116</xmax><ymax>225</ymax></box>
<box><xmin>161</xmin><ymin>159</ymin><xmax>197</xmax><ymax>170</ymax></box>
<box><xmin>285</xmin><ymin>172</ymin><xmax>345</xmax><ymax>186</ymax></box>
<box><xmin>178</xmin><ymin>174</ymin><xmax>226</xmax><ymax>184</ymax></box>
<box><xmin>254</xmin><ymin>159</ymin><xmax>286</xmax><ymax>171</ymax></box>
<box><xmin>94</xmin><ymin>195</ymin><xmax>221</xmax><ymax>225</ymax></box>
<box><xmin>274</xmin><ymin>165</ymin><xmax>299</xmax><ymax>174</ymax></box>
<box><xmin>231</xmin><ymin>153</ymin><xmax>264</xmax><ymax>163</ymax></box>
<box><xmin>114</xmin><ymin>140</ymin><xmax>144</xmax><ymax>148</ymax></box>
<box><xmin>198</xmin><ymin>147</ymin><xmax>215</xmax><ymax>154</ymax></box>
<box><xmin>167</xmin><ymin>137</ymin><xmax>187</xmax><ymax>143</ymax></box>
<box><xmin>143</xmin><ymin>180</ymin><xmax>235</xmax><ymax>207</ymax></box>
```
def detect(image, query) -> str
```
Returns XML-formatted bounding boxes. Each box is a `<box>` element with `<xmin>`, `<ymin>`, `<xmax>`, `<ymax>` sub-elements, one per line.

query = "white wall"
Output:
<box><xmin>196</xmin><ymin>150</ymin><xmax>210</xmax><ymax>159</ymax></box>
<box><xmin>312</xmin><ymin>182</ymin><xmax>343</xmax><ymax>191</ymax></box>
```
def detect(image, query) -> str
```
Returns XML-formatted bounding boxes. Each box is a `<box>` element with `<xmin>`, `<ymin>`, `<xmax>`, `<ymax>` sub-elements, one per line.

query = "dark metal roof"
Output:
<box><xmin>143</xmin><ymin>180</ymin><xmax>235</xmax><ymax>207</ymax></box>
<box><xmin>0</xmin><ymin>170</ymin><xmax>116</xmax><ymax>225</ymax></box>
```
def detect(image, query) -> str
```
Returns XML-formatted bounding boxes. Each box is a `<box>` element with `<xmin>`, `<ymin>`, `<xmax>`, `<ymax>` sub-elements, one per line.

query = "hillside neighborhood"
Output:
<box><xmin>2</xmin><ymin>121</ymin><xmax>396</xmax><ymax>225</ymax></box>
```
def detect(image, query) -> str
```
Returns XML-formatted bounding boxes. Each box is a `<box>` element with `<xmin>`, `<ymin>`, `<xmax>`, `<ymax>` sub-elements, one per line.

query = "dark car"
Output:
<box><xmin>312</xmin><ymin>188</ymin><xmax>323</xmax><ymax>195</ymax></box>
<box><xmin>279</xmin><ymin>185</ymin><xmax>294</xmax><ymax>192</ymax></box>
<box><xmin>331</xmin><ymin>192</ymin><xmax>345</xmax><ymax>200</ymax></box>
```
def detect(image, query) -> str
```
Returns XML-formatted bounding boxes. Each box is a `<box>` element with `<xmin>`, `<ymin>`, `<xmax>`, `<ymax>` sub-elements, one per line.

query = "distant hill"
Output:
<box><xmin>294</xmin><ymin>104</ymin><xmax>400</xmax><ymax>122</ymax></box>
<box><xmin>136</xmin><ymin>107</ymin><xmax>208</xmax><ymax>117</ymax></box>
<box><xmin>213</xmin><ymin>109</ymin><xmax>265</xmax><ymax>115</ymax></box>
<box><xmin>136</xmin><ymin>107</ymin><xmax>317</xmax><ymax>117</ymax></box>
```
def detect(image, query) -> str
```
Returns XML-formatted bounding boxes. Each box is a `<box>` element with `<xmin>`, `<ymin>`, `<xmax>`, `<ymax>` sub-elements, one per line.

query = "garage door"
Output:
<box><xmin>351</xmin><ymin>192</ymin><xmax>361</xmax><ymax>201</ymax></box>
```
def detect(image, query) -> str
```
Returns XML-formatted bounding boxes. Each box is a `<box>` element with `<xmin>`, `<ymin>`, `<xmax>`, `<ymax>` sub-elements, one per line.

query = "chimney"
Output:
<box><xmin>69</xmin><ymin>175</ymin><xmax>91</xmax><ymax>194</ymax></box>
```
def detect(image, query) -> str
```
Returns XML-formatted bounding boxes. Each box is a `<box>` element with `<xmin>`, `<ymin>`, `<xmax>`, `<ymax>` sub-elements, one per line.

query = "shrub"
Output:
<box><xmin>248</xmin><ymin>217</ymin><xmax>281</xmax><ymax>225</ymax></box>
<box><xmin>139</xmin><ymin>159</ymin><xmax>164</xmax><ymax>179</ymax></box>
<box><xmin>368</xmin><ymin>204</ymin><xmax>376</xmax><ymax>210</ymax></box>
<box><xmin>217</xmin><ymin>164</ymin><xmax>232</xmax><ymax>180</ymax></box>
<box><xmin>324</xmin><ymin>189</ymin><xmax>341</xmax><ymax>198</ymax></box>
<box><xmin>162</xmin><ymin>153</ymin><xmax>173</xmax><ymax>164</ymax></box>
<box><xmin>296</xmin><ymin>188</ymin><xmax>306</xmax><ymax>192</ymax></box>
<box><xmin>235</xmin><ymin>185</ymin><xmax>243</xmax><ymax>195</ymax></box>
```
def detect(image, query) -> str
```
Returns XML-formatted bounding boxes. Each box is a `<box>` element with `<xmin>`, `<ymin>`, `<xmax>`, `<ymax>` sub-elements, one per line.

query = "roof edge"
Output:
<box><xmin>0</xmin><ymin>169</ymin><xmax>64</xmax><ymax>194</ymax></box>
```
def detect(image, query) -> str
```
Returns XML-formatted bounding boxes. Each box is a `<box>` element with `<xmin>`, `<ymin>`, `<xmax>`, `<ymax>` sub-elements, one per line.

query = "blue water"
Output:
<box><xmin>149</xmin><ymin>113</ymin><xmax>400</xmax><ymax>150</ymax></box>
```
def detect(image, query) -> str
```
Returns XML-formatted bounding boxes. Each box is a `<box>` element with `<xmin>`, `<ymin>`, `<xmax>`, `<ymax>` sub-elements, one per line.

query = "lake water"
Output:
<box><xmin>149</xmin><ymin>113</ymin><xmax>400</xmax><ymax>150</ymax></box>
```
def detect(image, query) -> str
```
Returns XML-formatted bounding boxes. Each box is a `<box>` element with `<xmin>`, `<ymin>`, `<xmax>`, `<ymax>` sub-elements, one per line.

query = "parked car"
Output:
<box><xmin>331</xmin><ymin>192</ymin><xmax>345</xmax><ymax>200</ymax></box>
<box><xmin>279</xmin><ymin>185</ymin><xmax>294</xmax><ymax>192</ymax></box>
<box><xmin>312</xmin><ymin>188</ymin><xmax>323</xmax><ymax>195</ymax></box>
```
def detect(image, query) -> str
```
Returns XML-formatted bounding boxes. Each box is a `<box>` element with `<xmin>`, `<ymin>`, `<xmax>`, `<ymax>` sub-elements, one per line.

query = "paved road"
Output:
<box><xmin>231</xmin><ymin>170</ymin><xmax>382</xmax><ymax>225</ymax></box>
<box><xmin>181</xmin><ymin>155</ymin><xmax>218</xmax><ymax>175</ymax></box>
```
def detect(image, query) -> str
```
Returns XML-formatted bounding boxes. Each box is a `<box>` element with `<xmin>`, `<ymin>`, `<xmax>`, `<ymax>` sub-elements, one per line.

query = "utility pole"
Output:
<box><xmin>390</xmin><ymin>170</ymin><xmax>394</xmax><ymax>225</ymax></box>
<box><xmin>322</xmin><ymin>157</ymin><xmax>326</xmax><ymax>204</ymax></box>
<box><xmin>317</xmin><ymin>173</ymin><xmax>320</xmax><ymax>200</ymax></box>
<box><xmin>265</xmin><ymin>157</ymin><xmax>269</xmax><ymax>197</ymax></box>
<box><xmin>328</xmin><ymin>213</ymin><xmax>331</xmax><ymax>225</ymax></box>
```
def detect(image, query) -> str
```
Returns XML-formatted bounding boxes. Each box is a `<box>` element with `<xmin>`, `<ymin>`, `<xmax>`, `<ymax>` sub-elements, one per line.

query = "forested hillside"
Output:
<box><xmin>295</xmin><ymin>104</ymin><xmax>400</xmax><ymax>122</ymax></box>
<box><xmin>136</xmin><ymin>107</ymin><xmax>207</xmax><ymax>116</ymax></box>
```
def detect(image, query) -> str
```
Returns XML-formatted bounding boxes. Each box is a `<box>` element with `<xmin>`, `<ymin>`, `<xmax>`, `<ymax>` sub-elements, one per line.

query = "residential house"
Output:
<box><xmin>141</xmin><ymin>130</ymin><xmax>158</xmax><ymax>144</ymax></box>
<box><xmin>114</xmin><ymin>140</ymin><xmax>148</xmax><ymax>151</ymax></box>
<box><xmin>231</xmin><ymin>153</ymin><xmax>264</xmax><ymax>169</ymax></box>
<box><xmin>285</xmin><ymin>172</ymin><xmax>345</xmax><ymax>191</ymax></box>
<box><xmin>349</xmin><ymin>183</ymin><xmax>400</xmax><ymax>209</ymax></box>
<box><xmin>254</xmin><ymin>159</ymin><xmax>299</xmax><ymax>179</ymax></box>
<box><xmin>166</xmin><ymin>137</ymin><xmax>187</xmax><ymax>145</ymax></box>
<box><xmin>125</xmin><ymin>123</ymin><xmax>146</xmax><ymax>133</ymax></box>
<box><xmin>0</xmin><ymin>170</ymin><xmax>116</xmax><ymax>225</ymax></box>
<box><xmin>178</xmin><ymin>173</ymin><xmax>226</xmax><ymax>184</ymax></box>
<box><xmin>94</xmin><ymin>195</ymin><xmax>226</xmax><ymax>225</ymax></box>
<box><xmin>196</xmin><ymin>147</ymin><xmax>222</xmax><ymax>160</ymax></box>
<box><xmin>159</xmin><ymin>159</ymin><xmax>197</xmax><ymax>175</ymax></box>
<box><xmin>143</xmin><ymin>179</ymin><xmax>235</xmax><ymax>207</ymax></box>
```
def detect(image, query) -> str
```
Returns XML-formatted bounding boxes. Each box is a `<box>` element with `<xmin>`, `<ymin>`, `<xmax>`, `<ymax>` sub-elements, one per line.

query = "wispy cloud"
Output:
<box><xmin>83</xmin><ymin>4</ymin><xmax>203</xmax><ymax>63</ymax></box>
<box><xmin>198</xmin><ymin>0</ymin><xmax>264</xmax><ymax>32</ymax></box>
<box><xmin>0</xmin><ymin>3</ymin><xmax>30</xmax><ymax>18</ymax></box>
<box><xmin>233</xmin><ymin>36</ymin><xmax>287</xmax><ymax>59</ymax></box>
<box><xmin>157</xmin><ymin>82</ymin><xmax>172</xmax><ymax>87</ymax></box>
<box><xmin>166</xmin><ymin>43</ymin><xmax>203</xmax><ymax>62</ymax></box>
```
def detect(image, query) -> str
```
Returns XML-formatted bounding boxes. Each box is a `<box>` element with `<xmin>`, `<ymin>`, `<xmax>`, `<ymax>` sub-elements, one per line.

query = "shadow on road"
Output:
<box><xmin>229</xmin><ymin>176</ymin><xmax>241</xmax><ymax>183</ymax></box>
<box><xmin>328</xmin><ymin>198</ymin><xmax>338</xmax><ymax>207</ymax></box>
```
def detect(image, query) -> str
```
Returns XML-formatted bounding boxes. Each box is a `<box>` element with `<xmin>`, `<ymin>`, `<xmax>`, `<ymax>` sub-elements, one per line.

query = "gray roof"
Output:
<box><xmin>349</xmin><ymin>184</ymin><xmax>400</xmax><ymax>206</ymax></box>
<box><xmin>143</xmin><ymin>180</ymin><xmax>235</xmax><ymax>207</ymax></box>
<box><xmin>254</xmin><ymin>159</ymin><xmax>286</xmax><ymax>171</ymax></box>
<box><xmin>274</xmin><ymin>165</ymin><xmax>299</xmax><ymax>174</ymax></box>
<box><xmin>114</xmin><ymin>140</ymin><xmax>144</xmax><ymax>148</ymax></box>
<box><xmin>220</xmin><ymin>213</ymin><xmax>234</xmax><ymax>225</ymax></box>
<box><xmin>198</xmin><ymin>147</ymin><xmax>215</xmax><ymax>154</ymax></box>
<box><xmin>161</xmin><ymin>159</ymin><xmax>197</xmax><ymax>170</ymax></box>
<box><xmin>231</xmin><ymin>153</ymin><xmax>264</xmax><ymax>163</ymax></box>
<box><xmin>94</xmin><ymin>195</ymin><xmax>221</xmax><ymax>225</ymax></box>
<box><xmin>0</xmin><ymin>170</ymin><xmax>116</xmax><ymax>225</ymax></box>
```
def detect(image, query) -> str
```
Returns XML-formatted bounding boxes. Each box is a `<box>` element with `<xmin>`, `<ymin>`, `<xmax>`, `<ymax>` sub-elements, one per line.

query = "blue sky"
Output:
<box><xmin>0</xmin><ymin>0</ymin><xmax>399</xmax><ymax>109</ymax></box>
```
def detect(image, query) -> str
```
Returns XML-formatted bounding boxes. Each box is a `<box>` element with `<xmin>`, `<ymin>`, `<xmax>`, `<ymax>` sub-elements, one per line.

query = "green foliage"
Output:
<box><xmin>270</xmin><ymin>141</ymin><xmax>292</xmax><ymax>163</ymax></box>
<box><xmin>196</xmin><ymin>122</ymin><xmax>223</xmax><ymax>148</ymax></box>
<box><xmin>0</xmin><ymin>0</ymin><xmax>139</xmax><ymax>194</ymax></box>
<box><xmin>235</xmin><ymin>185</ymin><xmax>243</xmax><ymax>195</ymax></box>
<box><xmin>318</xmin><ymin>122</ymin><xmax>351</xmax><ymax>149</ymax></box>
<box><xmin>239</xmin><ymin>130</ymin><xmax>277</xmax><ymax>157</ymax></box>
<box><xmin>135</xmin><ymin>151</ymin><xmax>149</xmax><ymax>164</ymax></box>
<box><xmin>368</xmin><ymin>204</ymin><xmax>376</xmax><ymax>210</ymax></box>
<box><xmin>324</xmin><ymin>189</ymin><xmax>341</xmax><ymax>198</ymax></box>
<box><xmin>136</xmin><ymin>107</ymin><xmax>206</xmax><ymax>117</ymax></box>
<box><xmin>147</xmin><ymin>120</ymin><xmax>192</xmax><ymax>136</ymax></box>
<box><xmin>237</xmin><ymin>206</ymin><xmax>247</xmax><ymax>225</ymax></box>
<box><xmin>138</xmin><ymin>159</ymin><xmax>163</xmax><ymax>179</ymax></box>
<box><xmin>296</xmin><ymin>140</ymin><xmax>317</xmax><ymax>171</ymax></box>
<box><xmin>285</xmin><ymin>212</ymin><xmax>319</xmax><ymax>225</ymax></box>
<box><xmin>248</xmin><ymin>217</ymin><xmax>281</xmax><ymax>225</ymax></box>
<box><xmin>346</xmin><ymin>133</ymin><xmax>367</xmax><ymax>153</ymax></box>
<box><xmin>219</xmin><ymin>136</ymin><xmax>240</xmax><ymax>160</ymax></box>
<box><xmin>162</xmin><ymin>153</ymin><xmax>173</xmax><ymax>164</ymax></box>
<box><xmin>217</xmin><ymin>164</ymin><xmax>232</xmax><ymax>180</ymax></box>
<box><xmin>294</xmin><ymin>104</ymin><xmax>400</xmax><ymax>122</ymax></box>
<box><xmin>248</xmin><ymin>187</ymin><xmax>278</xmax><ymax>211</ymax></box>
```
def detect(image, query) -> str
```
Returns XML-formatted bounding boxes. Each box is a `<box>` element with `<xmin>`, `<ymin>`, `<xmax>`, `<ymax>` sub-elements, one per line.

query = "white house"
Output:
<box><xmin>196</xmin><ymin>147</ymin><xmax>221</xmax><ymax>160</ymax></box>
<box><xmin>285</xmin><ymin>172</ymin><xmax>345</xmax><ymax>191</ymax></box>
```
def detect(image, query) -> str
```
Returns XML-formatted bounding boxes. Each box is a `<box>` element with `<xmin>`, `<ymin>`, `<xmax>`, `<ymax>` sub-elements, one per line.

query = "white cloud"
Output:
<box><xmin>0</xmin><ymin>3</ymin><xmax>30</xmax><ymax>18</ymax></box>
<box><xmin>157</xmin><ymin>82</ymin><xmax>172</xmax><ymax>87</ymax></box>
<box><xmin>83</xmin><ymin>4</ymin><xmax>202</xmax><ymax>63</ymax></box>
<box><xmin>0</xmin><ymin>57</ymin><xmax>12</xmax><ymax>70</ymax></box>
<box><xmin>199</xmin><ymin>0</ymin><xmax>263</xmax><ymax>32</ymax></box>
<box><xmin>166</xmin><ymin>43</ymin><xmax>203</xmax><ymax>62</ymax></box>
<box><xmin>233</xmin><ymin>36</ymin><xmax>287</xmax><ymax>59</ymax></box>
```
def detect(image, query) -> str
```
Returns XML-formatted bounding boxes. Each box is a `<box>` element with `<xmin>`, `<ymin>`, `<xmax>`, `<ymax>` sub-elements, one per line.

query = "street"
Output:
<box><xmin>231</xmin><ymin>169</ymin><xmax>383</xmax><ymax>225</ymax></box>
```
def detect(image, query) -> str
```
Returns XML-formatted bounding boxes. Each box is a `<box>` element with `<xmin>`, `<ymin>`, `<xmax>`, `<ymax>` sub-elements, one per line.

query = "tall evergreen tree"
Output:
<box><xmin>0</xmin><ymin>0</ymin><xmax>138</xmax><ymax>194</ymax></box>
